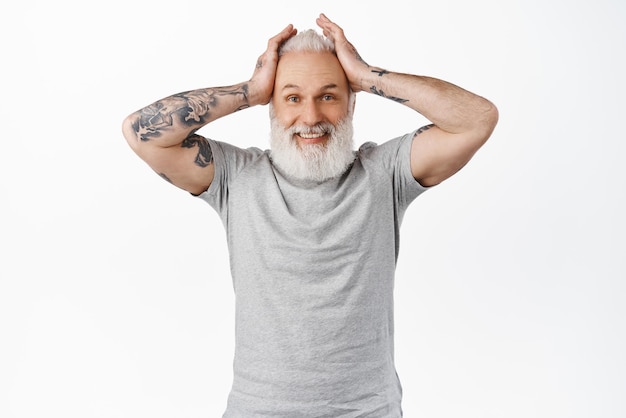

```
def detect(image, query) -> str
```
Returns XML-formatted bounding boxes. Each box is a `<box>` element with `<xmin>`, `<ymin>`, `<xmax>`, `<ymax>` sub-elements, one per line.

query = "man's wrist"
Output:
<box><xmin>363</xmin><ymin>69</ymin><xmax>410</xmax><ymax>104</ymax></box>
<box><xmin>351</xmin><ymin>66</ymin><xmax>388</xmax><ymax>94</ymax></box>
<box><xmin>245</xmin><ymin>80</ymin><xmax>272</xmax><ymax>107</ymax></box>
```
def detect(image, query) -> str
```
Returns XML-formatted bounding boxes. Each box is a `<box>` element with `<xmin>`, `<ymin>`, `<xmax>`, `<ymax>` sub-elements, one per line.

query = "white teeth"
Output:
<box><xmin>298</xmin><ymin>132</ymin><xmax>325</xmax><ymax>139</ymax></box>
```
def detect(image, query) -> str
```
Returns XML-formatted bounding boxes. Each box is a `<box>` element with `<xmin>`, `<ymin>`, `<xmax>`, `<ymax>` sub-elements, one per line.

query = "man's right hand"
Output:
<box><xmin>248</xmin><ymin>24</ymin><xmax>298</xmax><ymax>106</ymax></box>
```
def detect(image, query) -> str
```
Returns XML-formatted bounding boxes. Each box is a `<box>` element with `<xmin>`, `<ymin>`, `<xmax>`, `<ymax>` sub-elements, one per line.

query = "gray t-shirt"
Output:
<box><xmin>198</xmin><ymin>131</ymin><xmax>428</xmax><ymax>417</ymax></box>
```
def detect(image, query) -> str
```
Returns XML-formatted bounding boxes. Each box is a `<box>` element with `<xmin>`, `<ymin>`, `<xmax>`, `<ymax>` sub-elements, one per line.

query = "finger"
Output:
<box><xmin>316</xmin><ymin>13</ymin><xmax>346</xmax><ymax>43</ymax></box>
<box><xmin>316</xmin><ymin>14</ymin><xmax>332</xmax><ymax>38</ymax></box>
<box><xmin>268</xmin><ymin>24</ymin><xmax>297</xmax><ymax>49</ymax></box>
<box><xmin>317</xmin><ymin>13</ymin><xmax>332</xmax><ymax>25</ymax></box>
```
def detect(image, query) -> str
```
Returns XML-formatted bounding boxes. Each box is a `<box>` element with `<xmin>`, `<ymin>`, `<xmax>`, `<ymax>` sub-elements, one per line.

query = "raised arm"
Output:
<box><xmin>122</xmin><ymin>24</ymin><xmax>297</xmax><ymax>195</ymax></box>
<box><xmin>316</xmin><ymin>14</ymin><xmax>498</xmax><ymax>187</ymax></box>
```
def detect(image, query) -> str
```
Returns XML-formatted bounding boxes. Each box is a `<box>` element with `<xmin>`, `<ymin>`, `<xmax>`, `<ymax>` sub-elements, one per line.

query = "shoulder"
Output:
<box><xmin>357</xmin><ymin>132</ymin><xmax>415</xmax><ymax>163</ymax></box>
<box><xmin>210</xmin><ymin>139</ymin><xmax>265</xmax><ymax>159</ymax></box>
<box><xmin>209</xmin><ymin>139</ymin><xmax>268</xmax><ymax>171</ymax></box>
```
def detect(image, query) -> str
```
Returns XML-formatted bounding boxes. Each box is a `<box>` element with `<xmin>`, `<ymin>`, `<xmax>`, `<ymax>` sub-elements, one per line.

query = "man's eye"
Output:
<box><xmin>322</xmin><ymin>95</ymin><xmax>334</xmax><ymax>101</ymax></box>
<box><xmin>287</xmin><ymin>96</ymin><xmax>299</xmax><ymax>103</ymax></box>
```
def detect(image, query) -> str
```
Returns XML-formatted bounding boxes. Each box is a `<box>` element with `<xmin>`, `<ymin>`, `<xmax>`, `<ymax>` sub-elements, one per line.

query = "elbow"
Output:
<box><xmin>477</xmin><ymin>100</ymin><xmax>499</xmax><ymax>144</ymax></box>
<box><xmin>486</xmin><ymin>101</ymin><xmax>499</xmax><ymax>131</ymax></box>
<box><xmin>122</xmin><ymin>114</ymin><xmax>141</xmax><ymax>152</ymax></box>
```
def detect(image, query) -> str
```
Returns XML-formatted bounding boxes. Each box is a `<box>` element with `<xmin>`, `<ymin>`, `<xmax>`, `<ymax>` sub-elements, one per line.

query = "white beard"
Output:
<box><xmin>269</xmin><ymin>114</ymin><xmax>355</xmax><ymax>182</ymax></box>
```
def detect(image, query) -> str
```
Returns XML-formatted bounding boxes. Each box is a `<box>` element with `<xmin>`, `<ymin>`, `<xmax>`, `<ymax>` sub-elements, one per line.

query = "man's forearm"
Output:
<box><xmin>124</xmin><ymin>82</ymin><xmax>252</xmax><ymax>147</ymax></box>
<box><xmin>362</xmin><ymin>68</ymin><xmax>496</xmax><ymax>136</ymax></box>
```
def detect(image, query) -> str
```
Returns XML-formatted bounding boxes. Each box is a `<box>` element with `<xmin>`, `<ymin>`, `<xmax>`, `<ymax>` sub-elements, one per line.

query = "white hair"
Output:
<box><xmin>278</xmin><ymin>29</ymin><xmax>335</xmax><ymax>56</ymax></box>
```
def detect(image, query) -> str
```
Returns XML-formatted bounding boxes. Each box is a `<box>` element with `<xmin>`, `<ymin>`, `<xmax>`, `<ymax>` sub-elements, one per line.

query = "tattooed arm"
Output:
<box><xmin>122</xmin><ymin>86</ymin><xmax>243</xmax><ymax>195</ymax></box>
<box><xmin>122</xmin><ymin>24</ymin><xmax>297</xmax><ymax>195</ymax></box>
<box><xmin>316</xmin><ymin>14</ymin><xmax>498</xmax><ymax>187</ymax></box>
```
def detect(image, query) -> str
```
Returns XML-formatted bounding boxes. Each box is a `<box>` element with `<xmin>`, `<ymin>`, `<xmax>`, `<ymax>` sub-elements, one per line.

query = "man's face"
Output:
<box><xmin>271</xmin><ymin>51</ymin><xmax>352</xmax><ymax>148</ymax></box>
<box><xmin>268</xmin><ymin>51</ymin><xmax>356</xmax><ymax>182</ymax></box>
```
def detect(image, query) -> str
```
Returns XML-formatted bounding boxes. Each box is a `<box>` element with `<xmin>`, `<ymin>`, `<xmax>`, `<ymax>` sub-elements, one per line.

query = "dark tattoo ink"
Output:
<box><xmin>371</xmin><ymin>69</ymin><xmax>390</xmax><ymax>77</ymax></box>
<box><xmin>240</xmin><ymin>84</ymin><xmax>249</xmax><ymax>102</ymax></box>
<box><xmin>158</xmin><ymin>172</ymin><xmax>173</xmax><ymax>183</ymax></box>
<box><xmin>132</xmin><ymin>86</ymin><xmax>249</xmax><ymax>141</ymax></box>
<box><xmin>415</xmin><ymin>124</ymin><xmax>435</xmax><ymax>136</ymax></box>
<box><xmin>370</xmin><ymin>86</ymin><xmax>408</xmax><ymax>103</ymax></box>
<box><xmin>132</xmin><ymin>102</ymin><xmax>173</xmax><ymax>141</ymax></box>
<box><xmin>235</xmin><ymin>85</ymin><xmax>250</xmax><ymax>111</ymax></box>
<box><xmin>347</xmin><ymin>42</ymin><xmax>368</xmax><ymax>66</ymax></box>
<box><xmin>181</xmin><ymin>134</ymin><xmax>214</xmax><ymax>167</ymax></box>
<box><xmin>356</xmin><ymin>51</ymin><xmax>368</xmax><ymax>66</ymax></box>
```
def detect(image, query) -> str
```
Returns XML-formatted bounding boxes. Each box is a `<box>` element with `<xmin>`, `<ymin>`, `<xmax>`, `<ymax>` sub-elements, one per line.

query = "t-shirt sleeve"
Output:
<box><xmin>395</xmin><ymin>129</ymin><xmax>431</xmax><ymax>209</ymax></box>
<box><xmin>360</xmin><ymin>129</ymin><xmax>431</xmax><ymax>213</ymax></box>
<box><xmin>194</xmin><ymin>139</ymin><xmax>264</xmax><ymax>223</ymax></box>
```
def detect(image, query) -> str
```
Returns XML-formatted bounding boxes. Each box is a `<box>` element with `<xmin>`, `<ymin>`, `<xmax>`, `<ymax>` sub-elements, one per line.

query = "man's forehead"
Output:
<box><xmin>275</xmin><ymin>51</ymin><xmax>348</xmax><ymax>90</ymax></box>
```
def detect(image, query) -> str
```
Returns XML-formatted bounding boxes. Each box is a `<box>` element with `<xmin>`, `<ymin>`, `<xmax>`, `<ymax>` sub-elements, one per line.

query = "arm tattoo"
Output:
<box><xmin>158</xmin><ymin>172</ymin><xmax>173</xmax><ymax>184</ymax></box>
<box><xmin>355</xmin><ymin>51</ymin><xmax>368</xmax><ymax>66</ymax></box>
<box><xmin>371</xmin><ymin>69</ymin><xmax>390</xmax><ymax>77</ymax></box>
<box><xmin>415</xmin><ymin>124</ymin><xmax>435</xmax><ymax>136</ymax></box>
<box><xmin>370</xmin><ymin>86</ymin><xmax>408</xmax><ymax>103</ymax></box>
<box><xmin>132</xmin><ymin>85</ymin><xmax>249</xmax><ymax>141</ymax></box>
<box><xmin>181</xmin><ymin>134</ymin><xmax>214</xmax><ymax>167</ymax></box>
<box><xmin>234</xmin><ymin>84</ymin><xmax>250</xmax><ymax>111</ymax></box>
<box><xmin>349</xmin><ymin>43</ymin><xmax>368</xmax><ymax>66</ymax></box>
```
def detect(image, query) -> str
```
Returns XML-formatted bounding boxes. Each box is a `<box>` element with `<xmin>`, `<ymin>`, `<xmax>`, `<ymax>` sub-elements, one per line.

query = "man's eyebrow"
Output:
<box><xmin>281</xmin><ymin>83</ymin><xmax>340</xmax><ymax>91</ymax></box>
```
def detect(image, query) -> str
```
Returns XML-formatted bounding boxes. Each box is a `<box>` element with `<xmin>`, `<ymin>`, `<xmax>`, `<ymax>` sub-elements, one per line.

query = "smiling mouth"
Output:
<box><xmin>296</xmin><ymin>133</ymin><xmax>328</xmax><ymax>146</ymax></box>
<box><xmin>295</xmin><ymin>129</ymin><xmax>330</xmax><ymax>144</ymax></box>
<box><xmin>298</xmin><ymin>131</ymin><xmax>325</xmax><ymax>139</ymax></box>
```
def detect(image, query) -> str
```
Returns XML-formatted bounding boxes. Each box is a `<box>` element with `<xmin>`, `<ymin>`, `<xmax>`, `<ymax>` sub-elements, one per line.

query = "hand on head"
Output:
<box><xmin>316</xmin><ymin>13</ymin><xmax>370</xmax><ymax>93</ymax></box>
<box><xmin>249</xmin><ymin>24</ymin><xmax>297</xmax><ymax>106</ymax></box>
<box><xmin>249</xmin><ymin>14</ymin><xmax>369</xmax><ymax>106</ymax></box>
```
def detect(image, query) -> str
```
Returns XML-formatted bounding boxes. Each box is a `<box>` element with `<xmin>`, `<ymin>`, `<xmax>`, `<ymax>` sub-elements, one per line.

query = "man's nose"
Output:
<box><xmin>300</xmin><ymin>100</ymin><xmax>323</xmax><ymax>126</ymax></box>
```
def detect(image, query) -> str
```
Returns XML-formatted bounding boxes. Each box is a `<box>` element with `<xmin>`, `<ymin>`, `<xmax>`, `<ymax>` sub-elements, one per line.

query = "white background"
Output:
<box><xmin>1</xmin><ymin>0</ymin><xmax>625</xmax><ymax>416</ymax></box>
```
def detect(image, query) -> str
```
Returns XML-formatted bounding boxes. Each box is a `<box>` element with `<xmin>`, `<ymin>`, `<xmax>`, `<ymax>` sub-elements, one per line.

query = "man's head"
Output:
<box><xmin>269</xmin><ymin>29</ymin><xmax>356</xmax><ymax>182</ymax></box>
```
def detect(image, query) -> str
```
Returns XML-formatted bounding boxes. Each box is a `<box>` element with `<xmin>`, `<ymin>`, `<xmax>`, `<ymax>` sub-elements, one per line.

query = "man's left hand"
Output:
<box><xmin>316</xmin><ymin>13</ymin><xmax>370</xmax><ymax>93</ymax></box>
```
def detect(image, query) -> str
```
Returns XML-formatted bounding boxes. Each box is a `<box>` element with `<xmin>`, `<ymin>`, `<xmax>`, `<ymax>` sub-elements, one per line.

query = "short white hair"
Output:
<box><xmin>278</xmin><ymin>29</ymin><xmax>335</xmax><ymax>56</ymax></box>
